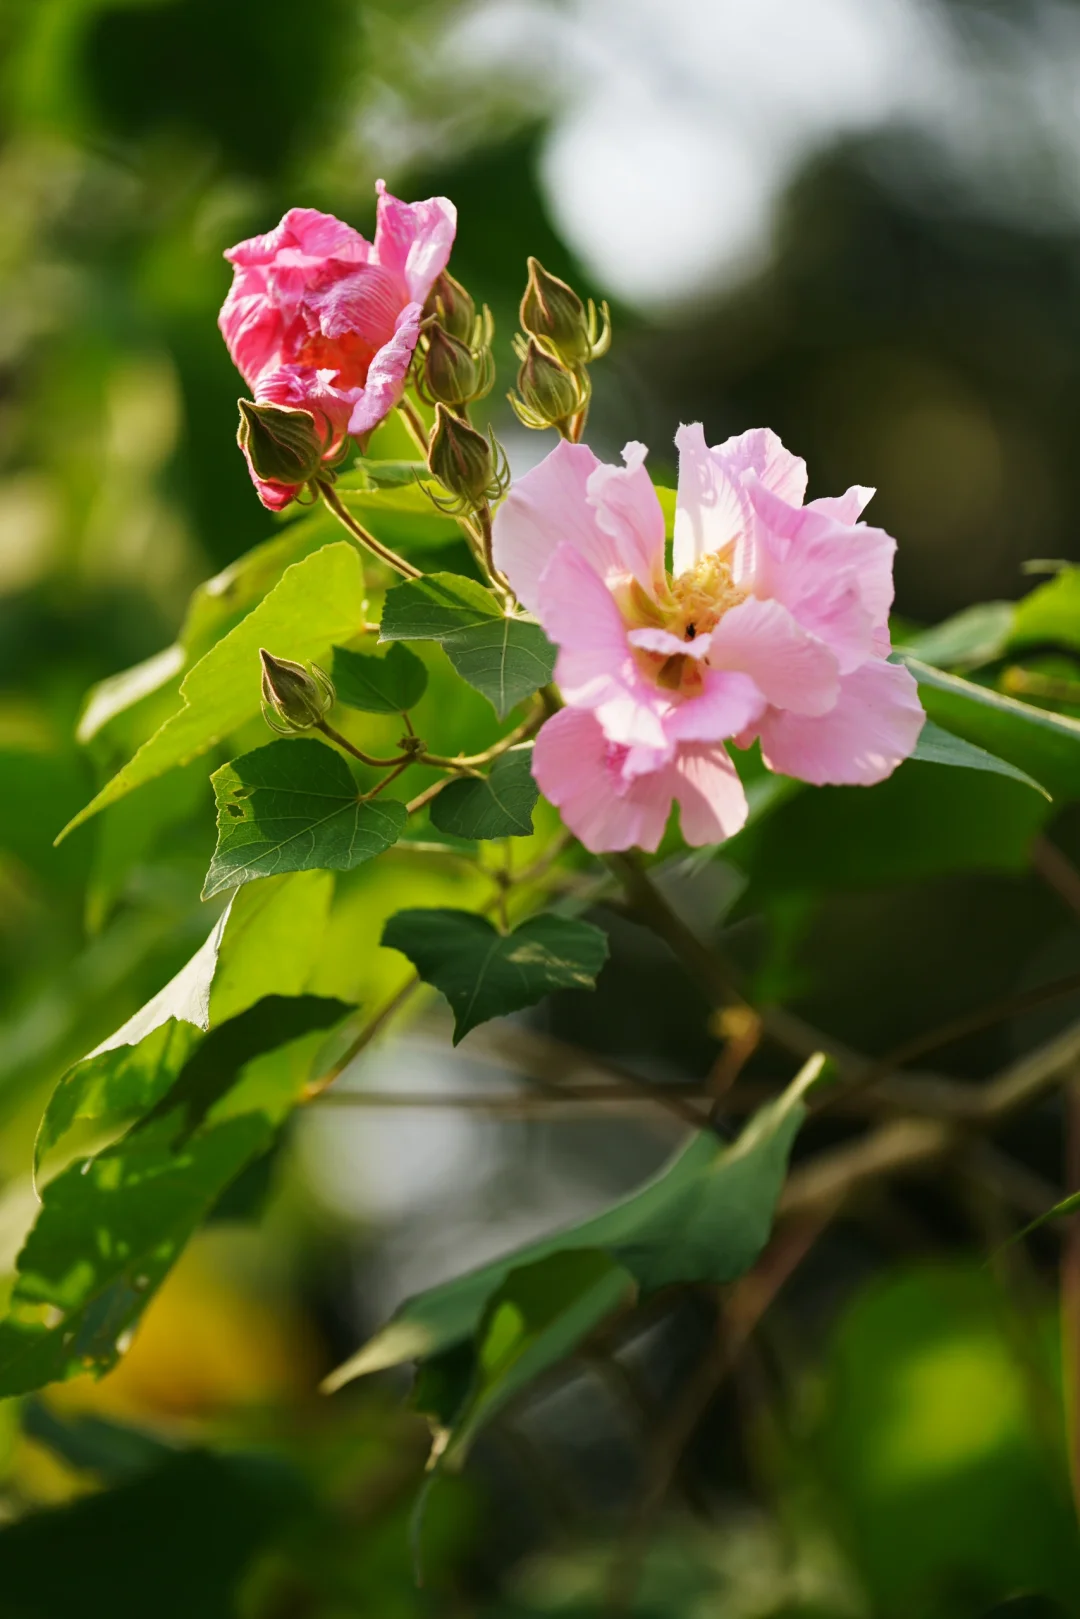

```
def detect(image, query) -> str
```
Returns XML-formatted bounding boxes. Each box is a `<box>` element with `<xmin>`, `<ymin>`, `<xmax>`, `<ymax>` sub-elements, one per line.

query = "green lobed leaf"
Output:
<box><xmin>382</xmin><ymin>908</ymin><xmax>609</xmax><ymax>1043</ymax></box>
<box><xmin>897</xmin><ymin>602</ymin><xmax>1016</xmax><ymax>670</ymax></box>
<box><xmin>437</xmin><ymin>1251</ymin><xmax>637</xmax><ymax>1467</ymax></box>
<box><xmin>379</xmin><ymin>572</ymin><xmax>556</xmax><ymax>719</ymax></box>
<box><xmin>323</xmin><ymin>1054</ymin><xmax>821</xmax><ymax>1393</ymax></box>
<box><xmin>59</xmin><ymin>542</ymin><xmax>368</xmax><ymax>841</ymax></box>
<box><xmin>5</xmin><ymin>997</ymin><xmax>348</xmax><ymax>1396</ymax></box>
<box><xmin>1009</xmin><ymin>565</ymin><xmax>1080</xmax><ymax>653</ymax></box>
<box><xmin>331</xmin><ymin>641</ymin><xmax>428</xmax><ymax>714</ymax></box>
<box><xmin>429</xmin><ymin>745</ymin><xmax>539</xmax><ymax>840</ymax></box>
<box><xmin>901</xmin><ymin>656</ymin><xmax>1080</xmax><ymax>802</ymax></box>
<box><xmin>912</xmin><ymin>720</ymin><xmax>1050</xmax><ymax>798</ymax></box>
<box><xmin>36</xmin><ymin>903</ymin><xmax>236</xmax><ymax>1171</ymax></box>
<box><xmin>203</xmin><ymin>738</ymin><xmax>407</xmax><ymax>900</ymax></box>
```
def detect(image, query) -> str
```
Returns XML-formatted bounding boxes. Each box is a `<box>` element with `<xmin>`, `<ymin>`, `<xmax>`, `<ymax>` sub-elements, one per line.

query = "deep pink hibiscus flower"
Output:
<box><xmin>219</xmin><ymin>182</ymin><xmax>456</xmax><ymax>508</ymax></box>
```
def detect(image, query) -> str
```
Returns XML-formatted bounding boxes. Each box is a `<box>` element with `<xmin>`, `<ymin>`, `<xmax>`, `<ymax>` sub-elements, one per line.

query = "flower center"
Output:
<box><xmin>668</xmin><ymin>552</ymin><xmax>745</xmax><ymax>641</ymax></box>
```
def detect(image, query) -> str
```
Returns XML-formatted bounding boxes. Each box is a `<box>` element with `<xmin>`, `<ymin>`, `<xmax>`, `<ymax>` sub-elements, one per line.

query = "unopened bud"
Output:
<box><xmin>520</xmin><ymin>257</ymin><xmax>611</xmax><ymax>368</ymax></box>
<box><xmin>427</xmin><ymin>403</ymin><xmax>504</xmax><ymax>510</ymax></box>
<box><xmin>422</xmin><ymin>325</ymin><xmax>493</xmax><ymax>408</ymax></box>
<box><xmin>423</xmin><ymin>270</ymin><xmax>476</xmax><ymax>344</ymax></box>
<box><xmin>509</xmin><ymin>337</ymin><xmax>589</xmax><ymax>431</ymax></box>
<box><xmin>259</xmin><ymin>649</ymin><xmax>335</xmax><ymax>735</ymax></box>
<box><xmin>238</xmin><ymin>400</ymin><xmax>324</xmax><ymax>487</ymax></box>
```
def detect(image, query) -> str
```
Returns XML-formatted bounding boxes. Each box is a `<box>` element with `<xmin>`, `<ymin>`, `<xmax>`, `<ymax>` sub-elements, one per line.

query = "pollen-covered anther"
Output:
<box><xmin>669</xmin><ymin>551</ymin><xmax>746</xmax><ymax>641</ymax></box>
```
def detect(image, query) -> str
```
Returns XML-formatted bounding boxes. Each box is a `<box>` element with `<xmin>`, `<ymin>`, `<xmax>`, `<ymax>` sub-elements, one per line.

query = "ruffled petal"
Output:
<box><xmin>709</xmin><ymin>595</ymin><xmax>840</xmax><ymax>716</ymax></box>
<box><xmin>663</xmin><ymin>670</ymin><xmax>765</xmax><ymax>743</ymax></box>
<box><xmin>807</xmin><ymin>485</ymin><xmax>875</xmax><ymax>524</ymax></box>
<box><xmin>747</xmin><ymin>478</ymin><xmax>894</xmax><ymax>673</ymax></box>
<box><xmin>627</xmin><ymin>626</ymin><xmax>714</xmax><ymax>659</ymax></box>
<box><xmin>532</xmin><ymin>708</ymin><xmax>675</xmax><ymax>853</ymax></box>
<box><xmin>373</xmin><ymin>180</ymin><xmax>457</xmax><ymax>305</ymax></box>
<box><xmin>494</xmin><ymin>442</ymin><xmax>622</xmax><ymax>614</ymax></box>
<box><xmin>712</xmin><ymin>426</ymin><xmax>808</xmax><ymax>506</ymax></box>
<box><xmin>673</xmin><ymin>744</ymin><xmax>749</xmax><ymax>844</ymax></box>
<box><xmin>673</xmin><ymin>422</ymin><xmax>753</xmax><ymax>576</ymax></box>
<box><xmin>345</xmin><ymin>303</ymin><xmax>422</xmax><ymax>438</ymax></box>
<box><xmin>586</xmin><ymin>441</ymin><xmax>667</xmax><ymax>589</ymax></box>
<box><xmin>225</xmin><ymin>207</ymin><xmax>368</xmax><ymax>268</ymax></box>
<box><xmin>758</xmin><ymin>658</ymin><xmax>924</xmax><ymax>786</ymax></box>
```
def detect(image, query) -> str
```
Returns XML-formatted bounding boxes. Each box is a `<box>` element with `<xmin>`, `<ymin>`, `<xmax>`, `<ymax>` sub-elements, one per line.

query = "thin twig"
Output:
<box><xmin>317</xmin><ymin>720</ymin><xmax>413</xmax><ymax>771</ymax></box>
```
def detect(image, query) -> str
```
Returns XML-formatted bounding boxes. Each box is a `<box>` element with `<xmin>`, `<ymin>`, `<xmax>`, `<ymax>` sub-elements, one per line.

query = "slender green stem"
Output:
<box><xmin>397</xmin><ymin>396</ymin><xmax>431</xmax><ymax>456</ymax></box>
<box><xmin>420</xmin><ymin>703</ymin><xmax>543</xmax><ymax>772</ymax></box>
<box><xmin>317</xmin><ymin>720</ymin><xmax>411</xmax><ymax>771</ymax></box>
<box><xmin>317</xmin><ymin>480</ymin><xmax>421</xmax><ymax>580</ymax></box>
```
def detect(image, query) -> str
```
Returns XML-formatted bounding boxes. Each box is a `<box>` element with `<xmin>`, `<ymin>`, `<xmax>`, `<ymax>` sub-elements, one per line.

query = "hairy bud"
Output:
<box><xmin>509</xmin><ymin>337</ymin><xmax>589</xmax><ymax>431</ymax></box>
<box><xmin>238</xmin><ymin>399</ymin><xmax>324</xmax><ymax>488</ymax></box>
<box><xmin>259</xmin><ymin>649</ymin><xmax>335</xmax><ymax>735</ymax></box>
<box><xmin>421</xmin><ymin>324</ymin><xmax>494</xmax><ymax>408</ymax></box>
<box><xmin>427</xmin><ymin>403</ymin><xmax>508</xmax><ymax>512</ymax></box>
<box><xmin>423</xmin><ymin>269</ymin><xmax>476</xmax><ymax>344</ymax></box>
<box><xmin>519</xmin><ymin>257</ymin><xmax>611</xmax><ymax>368</ymax></box>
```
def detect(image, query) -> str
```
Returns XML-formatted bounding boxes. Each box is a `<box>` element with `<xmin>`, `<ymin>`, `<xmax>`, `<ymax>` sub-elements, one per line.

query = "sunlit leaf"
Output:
<box><xmin>902</xmin><ymin>656</ymin><xmax>1080</xmax><ymax>801</ymax></box>
<box><xmin>429</xmin><ymin>745</ymin><xmax>538</xmax><ymax>840</ymax></box>
<box><xmin>382</xmin><ymin>908</ymin><xmax>608</xmax><ymax>1043</ymax></box>
<box><xmin>203</xmin><ymin>738</ymin><xmax>407</xmax><ymax>899</ymax></box>
<box><xmin>59</xmin><ymin>542</ymin><xmax>368</xmax><ymax>841</ymax></box>
<box><xmin>380</xmin><ymin>572</ymin><xmax>556</xmax><ymax>718</ymax></box>
<box><xmin>897</xmin><ymin>602</ymin><xmax>1016</xmax><ymax>670</ymax></box>
<box><xmin>1009</xmin><ymin>565</ymin><xmax>1080</xmax><ymax>653</ymax></box>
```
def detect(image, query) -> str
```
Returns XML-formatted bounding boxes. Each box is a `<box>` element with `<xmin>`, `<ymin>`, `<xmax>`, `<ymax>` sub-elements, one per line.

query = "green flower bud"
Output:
<box><xmin>509</xmin><ymin>337</ymin><xmax>589</xmax><ymax>431</ymax></box>
<box><xmin>422</xmin><ymin>324</ymin><xmax>494</xmax><ymax>407</ymax></box>
<box><xmin>427</xmin><ymin>403</ymin><xmax>504</xmax><ymax>511</ymax></box>
<box><xmin>519</xmin><ymin>257</ymin><xmax>611</xmax><ymax>368</ymax></box>
<box><xmin>237</xmin><ymin>399</ymin><xmax>324</xmax><ymax>487</ymax></box>
<box><xmin>423</xmin><ymin>270</ymin><xmax>476</xmax><ymax>344</ymax></box>
<box><xmin>259</xmin><ymin>649</ymin><xmax>335</xmax><ymax>735</ymax></box>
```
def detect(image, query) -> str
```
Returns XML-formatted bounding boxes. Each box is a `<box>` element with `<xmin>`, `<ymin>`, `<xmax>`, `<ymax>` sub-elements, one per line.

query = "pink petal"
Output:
<box><xmin>712</xmin><ymin>426</ymin><xmax>808</xmax><ymax>506</ymax></box>
<box><xmin>673</xmin><ymin>422</ymin><xmax>752</xmax><ymax>576</ymax></box>
<box><xmin>532</xmin><ymin>708</ymin><xmax>674</xmax><ymax>853</ymax></box>
<box><xmin>225</xmin><ymin>207</ymin><xmax>368</xmax><ymax>268</ymax></box>
<box><xmin>747</xmin><ymin>478</ymin><xmax>893</xmax><ymax>673</ymax></box>
<box><xmin>664</xmin><ymin>670</ymin><xmax>765</xmax><ymax>743</ymax></box>
<box><xmin>627</xmin><ymin>626</ymin><xmax>714</xmax><ymax>660</ymax></box>
<box><xmin>586</xmin><ymin>441</ymin><xmax>666</xmax><ymax>589</ymax></box>
<box><xmin>673</xmin><ymin>744</ymin><xmax>749</xmax><ymax>844</ymax></box>
<box><xmin>345</xmin><ymin>304</ymin><xmax>422</xmax><ymax>438</ymax></box>
<box><xmin>538</xmin><ymin>546</ymin><xmax>667</xmax><ymax>747</ymax></box>
<box><xmin>758</xmin><ymin>658</ymin><xmax>925</xmax><ymax>786</ymax></box>
<box><xmin>807</xmin><ymin>485</ymin><xmax>875</xmax><ymax>524</ymax></box>
<box><xmin>709</xmin><ymin>596</ymin><xmax>840</xmax><ymax>716</ymax></box>
<box><xmin>306</xmin><ymin>261</ymin><xmax>402</xmax><ymax>348</ymax></box>
<box><xmin>218</xmin><ymin>281</ymin><xmax>285</xmax><ymax>391</ymax></box>
<box><xmin>373</xmin><ymin>181</ymin><xmax>457</xmax><ymax>305</ymax></box>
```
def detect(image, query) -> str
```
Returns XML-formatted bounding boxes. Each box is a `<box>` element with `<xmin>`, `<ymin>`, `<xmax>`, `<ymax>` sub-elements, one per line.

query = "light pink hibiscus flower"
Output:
<box><xmin>219</xmin><ymin>182</ymin><xmax>456</xmax><ymax>508</ymax></box>
<box><xmin>493</xmin><ymin>424</ymin><xmax>924</xmax><ymax>853</ymax></box>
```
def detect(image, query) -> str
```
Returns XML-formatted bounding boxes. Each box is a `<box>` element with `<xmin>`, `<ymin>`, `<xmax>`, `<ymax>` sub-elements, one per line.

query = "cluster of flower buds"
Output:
<box><xmin>259</xmin><ymin>649</ymin><xmax>335</xmax><ymax>735</ymax></box>
<box><xmin>509</xmin><ymin>258</ymin><xmax>610</xmax><ymax>435</ymax></box>
<box><xmin>426</xmin><ymin>402</ymin><xmax>510</xmax><ymax>515</ymax></box>
<box><xmin>416</xmin><ymin>270</ymin><xmax>495</xmax><ymax>409</ymax></box>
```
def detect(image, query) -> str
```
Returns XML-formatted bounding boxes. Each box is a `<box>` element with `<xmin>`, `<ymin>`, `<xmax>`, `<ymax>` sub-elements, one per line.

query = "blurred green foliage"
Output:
<box><xmin>3</xmin><ymin>0</ymin><xmax>1080</xmax><ymax>1615</ymax></box>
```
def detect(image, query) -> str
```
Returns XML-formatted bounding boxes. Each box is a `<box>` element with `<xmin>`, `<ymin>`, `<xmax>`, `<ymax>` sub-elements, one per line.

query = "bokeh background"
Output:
<box><xmin>4</xmin><ymin>1</ymin><xmax>1080</xmax><ymax>1614</ymax></box>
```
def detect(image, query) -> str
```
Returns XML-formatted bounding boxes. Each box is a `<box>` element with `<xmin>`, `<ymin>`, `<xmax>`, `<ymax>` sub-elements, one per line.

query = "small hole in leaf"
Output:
<box><xmin>225</xmin><ymin>804</ymin><xmax>244</xmax><ymax>819</ymax></box>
